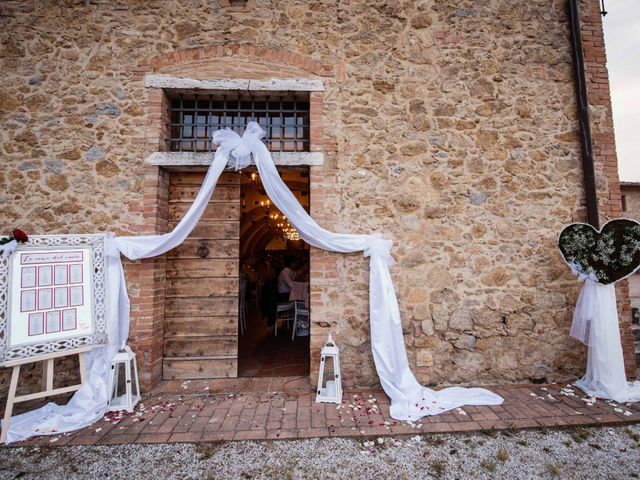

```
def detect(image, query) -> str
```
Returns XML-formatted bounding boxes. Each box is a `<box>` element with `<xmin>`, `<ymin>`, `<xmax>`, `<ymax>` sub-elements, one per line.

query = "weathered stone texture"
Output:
<box><xmin>622</xmin><ymin>185</ymin><xmax>640</xmax><ymax>221</ymax></box>
<box><xmin>0</xmin><ymin>0</ymin><xmax>631</xmax><ymax>401</ymax></box>
<box><xmin>621</xmin><ymin>185</ymin><xmax>640</xmax><ymax>314</ymax></box>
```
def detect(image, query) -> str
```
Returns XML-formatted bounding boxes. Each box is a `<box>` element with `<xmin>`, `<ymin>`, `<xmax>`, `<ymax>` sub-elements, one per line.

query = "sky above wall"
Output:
<box><xmin>602</xmin><ymin>0</ymin><xmax>640</xmax><ymax>181</ymax></box>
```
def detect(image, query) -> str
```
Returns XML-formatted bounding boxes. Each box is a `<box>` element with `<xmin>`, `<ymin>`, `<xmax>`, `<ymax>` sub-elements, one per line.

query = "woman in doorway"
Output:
<box><xmin>262</xmin><ymin>255</ymin><xmax>298</xmax><ymax>327</ymax></box>
<box><xmin>277</xmin><ymin>256</ymin><xmax>300</xmax><ymax>303</ymax></box>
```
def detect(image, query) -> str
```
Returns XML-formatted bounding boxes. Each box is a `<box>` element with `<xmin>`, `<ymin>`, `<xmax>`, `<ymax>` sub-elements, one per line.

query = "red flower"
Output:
<box><xmin>12</xmin><ymin>228</ymin><xmax>28</xmax><ymax>243</ymax></box>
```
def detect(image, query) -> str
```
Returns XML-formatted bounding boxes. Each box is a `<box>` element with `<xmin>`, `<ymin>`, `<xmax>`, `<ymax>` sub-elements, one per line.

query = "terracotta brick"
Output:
<box><xmin>233</xmin><ymin>429</ymin><xmax>267</xmax><ymax>441</ymax></box>
<box><xmin>136</xmin><ymin>433</ymin><xmax>171</xmax><ymax>443</ymax></box>
<box><xmin>97</xmin><ymin>434</ymin><xmax>140</xmax><ymax>445</ymax></box>
<box><xmin>168</xmin><ymin>431</ymin><xmax>203</xmax><ymax>443</ymax></box>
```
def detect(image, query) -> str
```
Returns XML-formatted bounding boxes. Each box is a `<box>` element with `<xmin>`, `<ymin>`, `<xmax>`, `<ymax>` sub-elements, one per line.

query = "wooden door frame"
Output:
<box><xmin>131</xmin><ymin>86</ymin><xmax>333</xmax><ymax>390</ymax></box>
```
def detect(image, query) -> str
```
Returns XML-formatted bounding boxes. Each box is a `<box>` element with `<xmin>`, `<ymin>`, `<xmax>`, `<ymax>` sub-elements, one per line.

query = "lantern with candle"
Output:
<box><xmin>315</xmin><ymin>334</ymin><xmax>342</xmax><ymax>404</ymax></box>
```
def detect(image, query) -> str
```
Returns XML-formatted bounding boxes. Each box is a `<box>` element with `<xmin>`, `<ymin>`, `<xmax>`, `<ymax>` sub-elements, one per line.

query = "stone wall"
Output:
<box><xmin>621</xmin><ymin>184</ymin><xmax>640</xmax><ymax>221</ymax></box>
<box><xmin>621</xmin><ymin>184</ymin><xmax>640</xmax><ymax>308</ymax></box>
<box><xmin>0</xmin><ymin>0</ymin><xmax>632</xmax><ymax>407</ymax></box>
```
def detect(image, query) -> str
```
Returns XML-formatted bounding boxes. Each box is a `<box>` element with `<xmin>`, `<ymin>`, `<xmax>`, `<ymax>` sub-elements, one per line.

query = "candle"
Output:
<box><xmin>326</xmin><ymin>380</ymin><xmax>336</xmax><ymax>398</ymax></box>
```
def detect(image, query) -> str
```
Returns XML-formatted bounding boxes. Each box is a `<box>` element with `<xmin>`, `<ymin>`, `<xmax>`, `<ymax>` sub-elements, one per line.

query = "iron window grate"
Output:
<box><xmin>167</xmin><ymin>92</ymin><xmax>310</xmax><ymax>153</ymax></box>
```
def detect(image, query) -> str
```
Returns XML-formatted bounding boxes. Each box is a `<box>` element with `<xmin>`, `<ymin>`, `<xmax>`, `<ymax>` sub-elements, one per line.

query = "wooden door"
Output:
<box><xmin>163</xmin><ymin>171</ymin><xmax>240</xmax><ymax>379</ymax></box>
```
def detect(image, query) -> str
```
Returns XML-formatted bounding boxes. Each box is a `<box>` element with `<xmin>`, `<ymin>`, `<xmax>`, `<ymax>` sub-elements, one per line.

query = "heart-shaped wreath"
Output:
<box><xmin>558</xmin><ymin>218</ymin><xmax>640</xmax><ymax>284</ymax></box>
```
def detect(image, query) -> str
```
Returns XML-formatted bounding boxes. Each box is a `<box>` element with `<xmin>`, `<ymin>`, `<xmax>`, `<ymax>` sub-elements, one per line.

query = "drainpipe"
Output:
<box><xmin>568</xmin><ymin>0</ymin><xmax>600</xmax><ymax>229</ymax></box>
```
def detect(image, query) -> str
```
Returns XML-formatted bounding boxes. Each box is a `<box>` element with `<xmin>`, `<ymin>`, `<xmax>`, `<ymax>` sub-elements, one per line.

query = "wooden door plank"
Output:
<box><xmin>166</xmin><ymin>239</ymin><xmax>238</xmax><ymax>259</ymax></box>
<box><xmin>163</xmin><ymin>336</ymin><xmax>237</xmax><ymax>357</ymax></box>
<box><xmin>167</xmin><ymin>222</ymin><xmax>239</xmax><ymax>240</ymax></box>
<box><xmin>166</xmin><ymin>258</ymin><xmax>238</xmax><ymax>278</ymax></box>
<box><xmin>164</xmin><ymin>316</ymin><xmax>237</xmax><ymax>337</ymax></box>
<box><xmin>165</xmin><ymin>277</ymin><xmax>238</xmax><ymax>297</ymax></box>
<box><xmin>169</xmin><ymin>172</ymin><xmax>240</xmax><ymax>186</ymax></box>
<box><xmin>169</xmin><ymin>202</ymin><xmax>240</xmax><ymax>222</ymax></box>
<box><xmin>169</xmin><ymin>184</ymin><xmax>240</xmax><ymax>203</ymax></box>
<box><xmin>163</xmin><ymin>358</ymin><xmax>237</xmax><ymax>379</ymax></box>
<box><xmin>165</xmin><ymin>297</ymin><xmax>237</xmax><ymax>317</ymax></box>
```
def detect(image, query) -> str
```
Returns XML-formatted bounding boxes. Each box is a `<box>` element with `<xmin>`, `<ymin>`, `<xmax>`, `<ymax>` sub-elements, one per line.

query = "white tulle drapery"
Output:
<box><xmin>0</xmin><ymin>240</ymin><xmax>18</xmax><ymax>259</ymax></box>
<box><xmin>2</xmin><ymin>122</ymin><xmax>502</xmax><ymax>443</ymax></box>
<box><xmin>244</xmin><ymin>123</ymin><xmax>503</xmax><ymax>419</ymax></box>
<box><xmin>570</xmin><ymin>281</ymin><xmax>640</xmax><ymax>402</ymax></box>
<box><xmin>2</xmin><ymin>241</ymin><xmax>131</xmax><ymax>443</ymax></box>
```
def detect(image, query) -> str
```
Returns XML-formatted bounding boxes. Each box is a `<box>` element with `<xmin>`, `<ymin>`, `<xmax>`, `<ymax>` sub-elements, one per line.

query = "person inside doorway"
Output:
<box><xmin>277</xmin><ymin>256</ymin><xmax>300</xmax><ymax>303</ymax></box>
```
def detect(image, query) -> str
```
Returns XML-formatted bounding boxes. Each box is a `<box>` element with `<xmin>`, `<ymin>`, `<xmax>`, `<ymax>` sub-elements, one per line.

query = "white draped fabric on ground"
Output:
<box><xmin>570</xmin><ymin>281</ymin><xmax>640</xmax><ymax>402</ymax></box>
<box><xmin>3</xmin><ymin>122</ymin><xmax>502</xmax><ymax>443</ymax></box>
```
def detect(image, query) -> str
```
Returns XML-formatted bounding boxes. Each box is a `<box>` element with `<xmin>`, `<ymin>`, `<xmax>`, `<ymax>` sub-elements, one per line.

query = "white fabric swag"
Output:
<box><xmin>3</xmin><ymin>122</ymin><xmax>502</xmax><ymax>443</ymax></box>
<box><xmin>569</xmin><ymin>280</ymin><xmax>640</xmax><ymax>402</ymax></box>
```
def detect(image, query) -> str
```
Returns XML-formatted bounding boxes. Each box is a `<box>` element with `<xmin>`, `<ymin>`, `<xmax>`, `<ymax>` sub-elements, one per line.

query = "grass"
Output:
<box><xmin>624</xmin><ymin>427</ymin><xmax>640</xmax><ymax>442</ymax></box>
<box><xmin>196</xmin><ymin>442</ymin><xmax>225</xmax><ymax>460</ymax></box>
<box><xmin>568</xmin><ymin>427</ymin><xmax>591</xmax><ymax>444</ymax></box>
<box><xmin>546</xmin><ymin>463</ymin><xmax>561</xmax><ymax>477</ymax></box>
<box><xmin>426</xmin><ymin>437</ymin><xmax>445</xmax><ymax>447</ymax></box>
<box><xmin>480</xmin><ymin>459</ymin><xmax>497</xmax><ymax>472</ymax></box>
<box><xmin>429</xmin><ymin>460</ymin><xmax>447</xmax><ymax>478</ymax></box>
<box><xmin>496</xmin><ymin>448</ymin><xmax>509</xmax><ymax>462</ymax></box>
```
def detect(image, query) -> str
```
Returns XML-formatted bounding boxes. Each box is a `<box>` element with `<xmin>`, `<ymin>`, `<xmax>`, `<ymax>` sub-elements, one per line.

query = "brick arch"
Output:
<box><xmin>135</xmin><ymin>44</ymin><xmax>343</xmax><ymax>81</ymax></box>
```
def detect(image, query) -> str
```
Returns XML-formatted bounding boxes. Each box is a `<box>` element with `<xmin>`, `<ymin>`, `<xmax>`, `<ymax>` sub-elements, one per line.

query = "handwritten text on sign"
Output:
<box><xmin>10</xmin><ymin>248</ymin><xmax>93</xmax><ymax>346</ymax></box>
<box><xmin>21</xmin><ymin>251</ymin><xmax>84</xmax><ymax>265</ymax></box>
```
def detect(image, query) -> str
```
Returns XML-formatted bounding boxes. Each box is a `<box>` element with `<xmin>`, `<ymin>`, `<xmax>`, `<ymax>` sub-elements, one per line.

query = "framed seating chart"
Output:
<box><xmin>0</xmin><ymin>234</ymin><xmax>108</xmax><ymax>363</ymax></box>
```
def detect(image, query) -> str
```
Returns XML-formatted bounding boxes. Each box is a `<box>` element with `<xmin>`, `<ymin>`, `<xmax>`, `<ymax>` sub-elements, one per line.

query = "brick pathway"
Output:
<box><xmin>7</xmin><ymin>378</ymin><xmax>640</xmax><ymax>447</ymax></box>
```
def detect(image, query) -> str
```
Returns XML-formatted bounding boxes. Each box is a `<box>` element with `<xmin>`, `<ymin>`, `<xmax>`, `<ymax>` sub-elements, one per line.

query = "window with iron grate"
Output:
<box><xmin>167</xmin><ymin>92</ymin><xmax>310</xmax><ymax>153</ymax></box>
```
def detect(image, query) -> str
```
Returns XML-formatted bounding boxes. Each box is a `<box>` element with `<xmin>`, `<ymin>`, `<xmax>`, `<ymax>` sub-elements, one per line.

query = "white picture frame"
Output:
<box><xmin>0</xmin><ymin>234</ymin><xmax>109</xmax><ymax>363</ymax></box>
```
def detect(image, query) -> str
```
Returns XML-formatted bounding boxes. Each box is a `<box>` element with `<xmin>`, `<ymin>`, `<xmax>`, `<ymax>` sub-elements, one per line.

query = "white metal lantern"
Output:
<box><xmin>106</xmin><ymin>345</ymin><xmax>141</xmax><ymax>413</ymax></box>
<box><xmin>315</xmin><ymin>334</ymin><xmax>342</xmax><ymax>404</ymax></box>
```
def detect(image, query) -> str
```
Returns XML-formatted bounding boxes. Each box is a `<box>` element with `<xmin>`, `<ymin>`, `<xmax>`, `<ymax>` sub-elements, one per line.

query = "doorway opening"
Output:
<box><xmin>237</xmin><ymin>167</ymin><xmax>310</xmax><ymax>377</ymax></box>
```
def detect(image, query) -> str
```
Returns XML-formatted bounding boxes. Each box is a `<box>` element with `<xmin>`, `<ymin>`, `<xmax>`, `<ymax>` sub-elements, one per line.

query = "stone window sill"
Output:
<box><xmin>144</xmin><ymin>151</ymin><xmax>324</xmax><ymax>168</ymax></box>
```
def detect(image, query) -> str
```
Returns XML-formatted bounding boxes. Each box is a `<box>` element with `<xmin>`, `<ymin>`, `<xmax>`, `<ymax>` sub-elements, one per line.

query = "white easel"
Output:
<box><xmin>1</xmin><ymin>346</ymin><xmax>90</xmax><ymax>443</ymax></box>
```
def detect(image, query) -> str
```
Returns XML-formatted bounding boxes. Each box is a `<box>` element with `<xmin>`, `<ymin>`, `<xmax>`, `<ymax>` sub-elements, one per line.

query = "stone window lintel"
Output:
<box><xmin>144</xmin><ymin>74</ymin><xmax>325</xmax><ymax>92</ymax></box>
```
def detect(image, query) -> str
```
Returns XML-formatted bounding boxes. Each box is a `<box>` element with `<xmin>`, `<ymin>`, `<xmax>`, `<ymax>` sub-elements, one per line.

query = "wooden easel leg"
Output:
<box><xmin>41</xmin><ymin>360</ymin><xmax>48</xmax><ymax>391</ymax></box>
<box><xmin>78</xmin><ymin>352</ymin><xmax>86</xmax><ymax>384</ymax></box>
<box><xmin>46</xmin><ymin>359</ymin><xmax>54</xmax><ymax>391</ymax></box>
<box><xmin>1</xmin><ymin>365</ymin><xmax>21</xmax><ymax>444</ymax></box>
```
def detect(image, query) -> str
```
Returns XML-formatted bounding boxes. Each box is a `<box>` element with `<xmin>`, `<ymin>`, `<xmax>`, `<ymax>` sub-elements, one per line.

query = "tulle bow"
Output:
<box><xmin>364</xmin><ymin>234</ymin><xmax>396</xmax><ymax>266</ymax></box>
<box><xmin>212</xmin><ymin>121</ymin><xmax>266</xmax><ymax>171</ymax></box>
<box><xmin>567</xmin><ymin>260</ymin><xmax>600</xmax><ymax>283</ymax></box>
